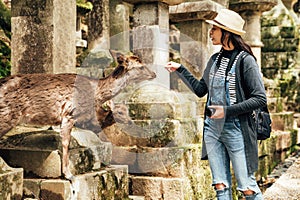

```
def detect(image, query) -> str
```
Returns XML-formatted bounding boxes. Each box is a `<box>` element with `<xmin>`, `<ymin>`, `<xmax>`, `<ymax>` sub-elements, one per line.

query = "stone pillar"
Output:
<box><xmin>169</xmin><ymin>1</ymin><xmax>224</xmax><ymax>81</ymax></box>
<box><xmin>87</xmin><ymin>0</ymin><xmax>110</xmax><ymax>51</ymax></box>
<box><xmin>76</xmin><ymin>0</ymin><xmax>111</xmax><ymax>79</ymax></box>
<box><xmin>109</xmin><ymin>0</ymin><xmax>131</xmax><ymax>53</ymax></box>
<box><xmin>229</xmin><ymin>0</ymin><xmax>278</xmax><ymax>69</ymax></box>
<box><xmin>11</xmin><ymin>0</ymin><xmax>76</xmax><ymax>74</ymax></box>
<box><xmin>124</xmin><ymin>0</ymin><xmax>183</xmax><ymax>88</ymax></box>
<box><xmin>242</xmin><ymin>10</ymin><xmax>264</xmax><ymax>69</ymax></box>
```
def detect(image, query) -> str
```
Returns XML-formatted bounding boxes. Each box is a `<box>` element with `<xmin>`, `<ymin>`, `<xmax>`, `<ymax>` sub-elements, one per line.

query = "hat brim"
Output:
<box><xmin>206</xmin><ymin>19</ymin><xmax>246</xmax><ymax>36</ymax></box>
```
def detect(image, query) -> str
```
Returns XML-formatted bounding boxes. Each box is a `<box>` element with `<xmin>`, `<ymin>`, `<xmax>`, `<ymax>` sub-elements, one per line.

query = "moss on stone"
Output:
<box><xmin>94</xmin><ymin>169</ymin><xmax>129</xmax><ymax>199</ymax></box>
<box><xmin>73</xmin><ymin>148</ymin><xmax>94</xmax><ymax>174</ymax></box>
<box><xmin>0</xmin><ymin>175</ymin><xmax>14</xmax><ymax>199</ymax></box>
<box><xmin>180</xmin><ymin>144</ymin><xmax>215</xmax><ymax>200</ymax></box>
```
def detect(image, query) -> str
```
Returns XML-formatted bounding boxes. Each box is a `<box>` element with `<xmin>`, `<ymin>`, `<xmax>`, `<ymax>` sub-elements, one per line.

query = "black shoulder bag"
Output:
<box><xmin>240</xmin><ymin>54</ymin><xmax>272</xmax><ymax>140</ymax></box>
<box><xmin>255</xmin><ymin>106</ymin><xmax>272</xmax><ymax>140</ymax></box>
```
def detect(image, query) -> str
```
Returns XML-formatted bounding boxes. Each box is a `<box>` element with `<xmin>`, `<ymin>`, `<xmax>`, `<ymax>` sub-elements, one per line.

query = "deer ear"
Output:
<box><xmin>109</xmin><ymin>50</ymin><xmax>125</xmax><ymax>64</ymax></box>
<box><xmin>109</xmin><ymin>50</ymin><xmax>118</xmax><ymax>60</ymax></box>
<box><xmin>112</xmin><ymin>65</ymin><xmax>125</xmax><ymax>78</ymax></box>
<box><xmin>117</xmin><ymin>54</ymin><xmax>125</xmax><ymax>64</ymax></box>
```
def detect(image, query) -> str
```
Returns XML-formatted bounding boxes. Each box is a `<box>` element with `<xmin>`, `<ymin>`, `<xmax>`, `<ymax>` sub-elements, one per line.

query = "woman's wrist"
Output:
<box><xmin>165</xmin><ymin>61</ymin><xmax>181</xmax><ymax>72</ymax></box>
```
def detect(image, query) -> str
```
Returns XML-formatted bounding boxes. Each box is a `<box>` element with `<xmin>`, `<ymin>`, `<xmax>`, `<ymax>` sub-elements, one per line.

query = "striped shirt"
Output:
<box><xmin>215</xmin><ymin>50</ymin><xmax>237</xmax><ymax>105</ymax></box>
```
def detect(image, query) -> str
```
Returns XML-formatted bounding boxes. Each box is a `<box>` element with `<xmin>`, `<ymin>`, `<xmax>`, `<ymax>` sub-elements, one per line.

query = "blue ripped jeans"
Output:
<box><xmin>204</xmin><ymin>117</ymin><xmax>263</xmax><ymax>200</ymax></box>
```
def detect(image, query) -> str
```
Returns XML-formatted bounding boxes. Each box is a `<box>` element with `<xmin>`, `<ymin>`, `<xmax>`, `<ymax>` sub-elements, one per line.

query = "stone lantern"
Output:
<box><xmin>229</xmin><ymin>0</ymin><xmax>278</xmax><ymax>69</ymax></box>
<box><xmin>123</xmin><ymin>0</ymin><xmax>184</xmax><ymax>88</ymax></box>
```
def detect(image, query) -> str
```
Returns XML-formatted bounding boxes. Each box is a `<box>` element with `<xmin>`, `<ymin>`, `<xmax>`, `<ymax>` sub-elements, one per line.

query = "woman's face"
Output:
<box><xmin>209</xmin><ymin>25</ymin><xmax>222</xmax><ymax>45</ymax></box>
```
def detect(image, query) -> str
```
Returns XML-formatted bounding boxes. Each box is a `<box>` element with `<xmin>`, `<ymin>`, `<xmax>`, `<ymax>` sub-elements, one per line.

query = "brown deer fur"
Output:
<box><xmin>0</xmin><ymin>54</ymin><xmax>155</xmax><ymax>179</ymax></box>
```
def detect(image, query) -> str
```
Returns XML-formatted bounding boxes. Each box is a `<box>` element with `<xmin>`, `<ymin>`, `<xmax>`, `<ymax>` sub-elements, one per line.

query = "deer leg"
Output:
<box><xmin>0</xmin><ymin>125</ymin><xmax>13</xmax><ymax>138</ymax></box>
<box><xmin>60</xmin><ymin>116</ymin><xmax>74</xmax><ymax>180</ymax></box>
<box><xmin>0</xmin><ymin>115</ymin><xmax>20</xmax><ymax>138</ymax></box>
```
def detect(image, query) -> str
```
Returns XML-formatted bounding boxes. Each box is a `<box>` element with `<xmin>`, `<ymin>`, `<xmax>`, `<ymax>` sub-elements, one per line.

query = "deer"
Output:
<box><xmin>0</xmin><ymin>52</ymin><xmax>156</xmax><ymax>180</ymax></box>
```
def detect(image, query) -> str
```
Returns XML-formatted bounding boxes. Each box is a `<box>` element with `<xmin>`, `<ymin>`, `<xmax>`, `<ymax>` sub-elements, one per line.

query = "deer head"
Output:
<box><xmin>96</xmin><ymin>52</ymin><xmax>156</xmax><ymax>103</ymax></box>
<box><xmin>109</xmin><ymin>50</ymin><xmax>156</xmax><ymax>80</ymax></box>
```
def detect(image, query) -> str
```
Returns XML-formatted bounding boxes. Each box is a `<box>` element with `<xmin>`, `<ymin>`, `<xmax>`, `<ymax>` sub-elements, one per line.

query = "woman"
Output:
<box><xmin>165</xmin><ymin>9</ymin><xmax>266</xmax><ymax>200</ymax></box>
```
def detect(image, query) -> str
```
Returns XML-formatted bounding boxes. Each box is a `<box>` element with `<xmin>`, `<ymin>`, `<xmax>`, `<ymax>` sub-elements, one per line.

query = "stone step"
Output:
<box><xmin>263</xmin><ymin>155</ymin><xmax>300</xmax><ymax>199</ymax></box>
<box><xmin>261</xmin><ymin>52</ymin><xmax>300</xmax><ymax>79</ymax></box>
<box><xmin>111</xmin><ymin>144</ymin><xmax>209</xmax><ymax>177</ymax></box>
<box><xmin>23</xmin><ymin>165</ymin><xmax>129</xmax><ymax>200</ymax></box>
<box><xmin>271</xmin><ymin>111</ymin><xmax>294</xmax><ymax>132</ymax></box>
<box><xmin>130</xmin><ymin>176</ymin><xmax>185</xmax><ymax>200</ymax></box>
<box><xmin>112</xmin><ymin>144</ymin><xmax>215</xmax><ymax>199</ymax></box>
<box><xmin>0</xmin><ymin>157</ymin><xmax>23</xmax><ymax>199</ymax></box>
<box><xmin>99</xmin><ymin>117</ymin><xmax>203</xmax><ymax>148</ymax></box>
<box><xmin>126</xmin><ymin>101</ymin><xmax>199</xmax><ymax>120</ymax></box>
<box><xmin>114</xmin><ymin>84</ymin><xmax>206</xmax><ymax>120</ymax></box>
<box><xmin>112</xmin><ymin>146</ymin><xmax>185</xmax><ymax>176</ymax></box>
<box><xmin>0</xmin><ymin>128</ymin><xmax>112</xmax><ymax>178</ymax></box>
<box><xmin>129</xmin><ymin>174</ymin><xmax>214</xmax><ymax>200</ymax></box>
<box><xmin>266</xmin><ymin>97</ymin><xmax>283</xmax><ymax>113</ymax></box>
<box><xmin>257</xmin><ymin>128</ymin><xmax>300</xmax><ymax>180</ymax></box>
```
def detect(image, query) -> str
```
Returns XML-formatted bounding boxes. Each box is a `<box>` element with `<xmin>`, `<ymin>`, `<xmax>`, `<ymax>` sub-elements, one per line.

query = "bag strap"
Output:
<box><xmin>237</xmin><ymin>51</ymin><xmax>249</xmax><ymax>104</ymax></box>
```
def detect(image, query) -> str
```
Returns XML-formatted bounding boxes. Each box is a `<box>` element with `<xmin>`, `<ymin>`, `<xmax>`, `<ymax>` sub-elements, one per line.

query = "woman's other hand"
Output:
<box><xmin>165</xmin><ymin>61</ymin><xmax>181</xmax><ymax>72</ymax></box>
<box><xmin>208</xmin><ymin>105</ymin><xmax>224</xmax><ymax>119</ymax></box>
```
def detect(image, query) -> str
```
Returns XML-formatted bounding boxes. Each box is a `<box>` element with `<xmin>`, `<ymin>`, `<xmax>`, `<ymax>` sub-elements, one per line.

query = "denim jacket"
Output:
<box><xmin>176</xmin><ymin>51</ymin><xmax>267</xmax><ymax>174</ymax></box>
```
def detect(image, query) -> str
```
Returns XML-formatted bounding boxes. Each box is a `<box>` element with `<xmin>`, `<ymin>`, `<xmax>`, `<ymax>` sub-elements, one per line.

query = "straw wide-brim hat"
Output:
<box><xmin>206</xmin><ymin>9</ymin><xmax>246</xmax><ymax>36</ymax></box>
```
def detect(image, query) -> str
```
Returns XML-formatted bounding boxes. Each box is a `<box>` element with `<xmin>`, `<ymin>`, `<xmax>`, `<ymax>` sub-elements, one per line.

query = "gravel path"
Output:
<box><xmin>263</xmin><ymin>150</ymin><xmax>300</xmax><ymax>200</ymax></box>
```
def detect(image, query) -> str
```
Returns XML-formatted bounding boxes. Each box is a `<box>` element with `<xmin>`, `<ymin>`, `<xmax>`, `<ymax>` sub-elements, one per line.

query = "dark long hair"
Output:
<box><xmin>221</xmin><ymin>29</ymin><xmax>256</xmax><ymax>60</ymax></box>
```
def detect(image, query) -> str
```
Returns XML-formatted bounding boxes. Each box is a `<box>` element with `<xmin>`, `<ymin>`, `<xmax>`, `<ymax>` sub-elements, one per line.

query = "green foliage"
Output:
<box><xmin>0</xmin><ymin>1</ymin><xmax>11</xmax><ymax>37</ymax></box>
<box><xmin>0</xmin><ymin>41</ymin><xmax>10</xmax><ymax>78</ymax></box>
<box><xmin>0</xmin><ymin>1</ymin><xmax>11</xmax><ymax>78</ymax></box>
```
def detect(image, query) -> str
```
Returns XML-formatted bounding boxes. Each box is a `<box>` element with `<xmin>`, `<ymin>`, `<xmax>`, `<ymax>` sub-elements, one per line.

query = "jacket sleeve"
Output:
<box><xmin>175</xmin><ymin>65</ymin><xmax>208</xmax><ymax>98</ymax></box>
<box><xmin>225</xmin><ymin>55</ymin><xmax>267</xmax><ymax>117</ymax></box>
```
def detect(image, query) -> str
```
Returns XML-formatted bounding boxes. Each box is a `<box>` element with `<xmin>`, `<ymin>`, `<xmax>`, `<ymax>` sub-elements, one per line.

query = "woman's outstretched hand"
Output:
<box><xmin>165</xmin><ymin>61</ymin><xmax>181</xmax><ymax>72</ymax></box>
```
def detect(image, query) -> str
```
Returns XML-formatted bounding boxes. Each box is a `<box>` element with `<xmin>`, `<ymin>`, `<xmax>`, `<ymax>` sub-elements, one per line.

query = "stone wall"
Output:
<box><xmin>261</xmin><ymin>0</ymin><xmax>300</xmax><ymax>112</ymax></box>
